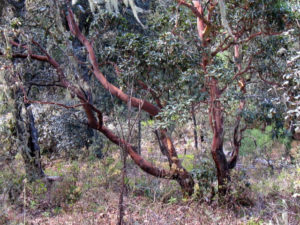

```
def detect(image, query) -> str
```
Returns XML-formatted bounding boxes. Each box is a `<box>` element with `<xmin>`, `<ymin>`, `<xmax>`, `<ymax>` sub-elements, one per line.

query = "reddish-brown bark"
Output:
<box><xmin>66</xmin><ymin>9</ymin><xmax>160</xmax><ymax>117</ymax></box>
<box><xmin>64</xmin><ymin>8</ymin><xmax>194</xmax><ymax>195</ymax></box>
<box><xmin>228</xmin><ymin>41</ymin><xmax>247</xmax><ymax>170</ymax></box>
<box><xmin>209</xmin><ymin>77</ymin><xmax>230</xmax><ymax>195</ymax></box>
<box><xmin>3</xmin><ymin>7</ymin><xmax>195</xmax><ymax>196</ymax></box>
<box><xmin>191</xmin><ymin>1</ymin><xmax>249</xmax><ymax>195</ymax></box>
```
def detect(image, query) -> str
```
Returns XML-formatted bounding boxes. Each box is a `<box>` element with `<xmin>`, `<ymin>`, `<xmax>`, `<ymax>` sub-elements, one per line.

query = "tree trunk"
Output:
<box><xmin>175</xmin><ymin>170</ymin><xmax>195</xmax><ymax>196</ymax></box>
<box><xmin>211</xmin><ymin>133</ymin><xmax>229</xmax><ymax>196</ymax></box>
<box><xmin>209</xmin><ymin>78</ymin><xmax>230</xmax><ymax>196</ymax></box>
<box><xmin>137</xmin><ymin>118</ymin><xmax>141</xmax><ymax>155</ymax></box>
<box><xmin>14</xmin><ymin>90</ymin><xmax>44</xmax><ymax>181</ymax></box>
<box><xmin>99</xmin><ymin>125</ymin><xmax>194</xmax><ymax>195</ymax></box>
<box><xmin>191</xmin><ymin>104</ymin><xmax>198</xmax><ymax>150</ymax></box>
<box><xmin>159</xmin><ymin>130</ymin><xmax>194</xmax><ymax>196</ymax></box>
<box><xmin>5</xmin><ymin>8</ymin><xmax>196</xmax><ymax>196</ymax></box>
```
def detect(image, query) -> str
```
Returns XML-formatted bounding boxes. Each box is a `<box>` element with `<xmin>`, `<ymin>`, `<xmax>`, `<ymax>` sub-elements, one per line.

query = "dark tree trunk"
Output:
<box><xmin>208</xmin><ymin>39</ymin><xmax>246</xmax><ymax>196</ymax></box>
<box><xmin>137</xmin><ymin>118</ymin><xmax>141</xmax><ymax>155</ymax></box>
<box><xmin>191</xmin><ymin>104</ymin><xmax>198</xmax><ymax>150</ymax></box>
<box><xmin>211</xmin><ymin>133</ymin><xmax>229</xmax><ymax>196</ymax></box>
<box><xmin>14</xmin><ymin>90</ymin><xmax>44</xmax><ymax>181</ymax></box>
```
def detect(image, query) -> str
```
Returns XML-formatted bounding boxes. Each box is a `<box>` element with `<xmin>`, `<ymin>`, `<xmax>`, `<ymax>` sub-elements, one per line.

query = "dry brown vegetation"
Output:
<box><xmin>1</xmin><ymin>126</ymin><xmax>299</xmax><ymax>225</ymax></box>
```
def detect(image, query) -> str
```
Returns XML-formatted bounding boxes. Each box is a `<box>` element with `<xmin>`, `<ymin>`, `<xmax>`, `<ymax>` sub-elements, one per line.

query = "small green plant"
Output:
<box><xmin>246</xmin><ymin>218</ymin><xmax>263</xmax><ymax>225</ymax></box>
<box><xmin>167</xmin><ymin>196</ymin><xmax>177</xmax><ymax>204</ymax></box>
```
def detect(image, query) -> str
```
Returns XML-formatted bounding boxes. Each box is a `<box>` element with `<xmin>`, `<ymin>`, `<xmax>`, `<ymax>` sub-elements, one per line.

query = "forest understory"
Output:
<box><xmin>1</xmin><ymin>123</ymin><xmax>299</xmax><ymax>225</ymax></box>
<box><xmin>0</xmin><ymin>0</ymin><xmax>299</xmax><ymax>224</ymax></box>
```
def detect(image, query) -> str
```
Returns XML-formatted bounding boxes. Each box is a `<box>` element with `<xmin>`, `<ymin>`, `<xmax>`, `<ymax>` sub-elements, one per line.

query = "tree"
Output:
<box><xmin>0</xmin><ymin>0</ymin><xmax>298</xmax><ymax>198</ymax></box>
<box><xmin>1</xmin><ymin>0</ymin><xmax>195</xmax><ymax>195</ymax></box>
<box><xmin>175</xmin><ymin>0</ymin><xmax>297</xmax><ymax>195</ymax></box>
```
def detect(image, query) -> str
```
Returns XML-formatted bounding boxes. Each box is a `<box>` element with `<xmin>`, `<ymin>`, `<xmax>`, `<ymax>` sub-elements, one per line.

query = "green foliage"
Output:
<box><xmin>191</xmin><ymin>156</ymin><xmax>216</xmax><ymax>199</ymax></box>
<box><xmin>0</xmin><ymin>2</ymin><xmax>299</xmax><ymax>223</ymax></box>
<box><xmin>246</xmin><ymin>218</ymin><xmax>263</xmax><ymax>225</ymax></box>
<box><xmin>178</xmin><ymin>154</ymin><xmax>194</xmax><ymax>172</ymax></box>
<box><xmin>167</xmin><ymin>196</ymin><xmax>177</xmax><ymax>204</ymax></box>
<box><xmin>141</xmin><ymin>119</ymin><xmax>154</xmax><ymax>128</ymax></box>
<box><xmin>240</xmin><ymin>125</ymin><xmax>291</xmax><ymax>156</ymax></box>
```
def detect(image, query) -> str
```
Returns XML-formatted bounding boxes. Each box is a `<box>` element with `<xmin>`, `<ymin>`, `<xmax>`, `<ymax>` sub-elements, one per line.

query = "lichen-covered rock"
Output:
<box><xmin>31</xmin><ymin>104</ymin><xmax>103</xmax><ymax>158</ymax></box>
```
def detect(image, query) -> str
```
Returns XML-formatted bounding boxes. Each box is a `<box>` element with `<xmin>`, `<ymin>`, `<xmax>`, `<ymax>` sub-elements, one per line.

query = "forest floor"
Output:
<box><xmin>2</xmin><ymin>154</ymin><xmax>299</xmax><ymax>224</ymax></box>
<box><xmin>1</xmin><ymin>132</ymin><xmax>299</xmax><ymax>225</ymax></box>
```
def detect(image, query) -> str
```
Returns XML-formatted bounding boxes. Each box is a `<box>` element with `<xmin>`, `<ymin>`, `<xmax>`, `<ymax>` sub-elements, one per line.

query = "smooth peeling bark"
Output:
<box><xmin>8</xmin><ymin>41</ymin><xmax>195</xmax><ymax>194</ymax></box>
<box><xmin>80</xmin><ymin>95</ymin><xmax>195</xmax><ymax>195</ymax></box>
<box><xmin>209</xmin><ymin>77</ymin><xmax>230</xmax><ymax>195</ymax></box>
<box><xmin>191</xmin><ymin>0</ymin><xmax>231</xmax><ymax>195</ymax></box>
<box><xmin>5</xmin><ymin>9</ymin><xmax>195</xmax><ymax>195</ymax></box>
<box><xmin>190</xmin><ymin>0</ymin><xmax>242</xmax><ymax>195</ymax></box>
<box><xmin>99</xmin><ymin>125</ymin><xmax>194</xmax><ymax>195</ymax></box>
<box><xmin>65</xmin><ymin>9</ymin><xmax>195</xmax><ymax>195</ymax></box>
<box><xmin>66</xmin><ymin>9</ymin><xmax>160</xmax><ymax>117</ymax></box>
<box><xmin>100</xmin><ymin>125</ymin><xmax>170</xmax><ymax>178</ymax></box>
<box><xmin>192</xmin><ymin>1</ymin><xmax>205</xmax><ymax>41</ymax></box>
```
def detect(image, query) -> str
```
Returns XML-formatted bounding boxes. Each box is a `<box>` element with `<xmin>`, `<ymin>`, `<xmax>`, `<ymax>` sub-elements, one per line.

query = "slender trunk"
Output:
<box><xmin>191</xmin><ymin>104</ymin><xmax>198</xmax><ymax>150</ymax></box>
<box><xmin>117</xmin><ymin>150</ymin><xmax>127</xmax><ymax>225</ymax></box>
<box><xmin>137</xmin><ymin>119</ymin><xmax>141</xmax><ymax>155</ymax></box>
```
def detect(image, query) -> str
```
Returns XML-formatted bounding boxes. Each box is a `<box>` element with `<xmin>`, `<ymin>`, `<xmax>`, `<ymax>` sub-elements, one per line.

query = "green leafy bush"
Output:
<box><xmin>191</xmin><ymin>157</ymin><xmax>216</xmax><ymax>200</ymax></box>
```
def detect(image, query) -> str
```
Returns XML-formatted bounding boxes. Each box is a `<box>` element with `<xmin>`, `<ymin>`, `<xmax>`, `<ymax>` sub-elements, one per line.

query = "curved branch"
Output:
<box><xmin>258</xmin><ymin>72</ymin><xmax>281</xmax><ymax>87</ymax></box>
<box><xmin>137</xmin><ymin>80</ymin><xmax>163</xmax><ymax>109</ymax></box>
<box><xmin>99</xmin><ymin>125</ymin><xmax>173</xmax><ymax>179</ymax></box>
<box><xmin>4</xmin><ymin>37</ymin><xmax>187</xmax><ymax>187</ymax></box>
<box><xmin>176</xmin><ymin>0</ymin><xmax>211</xmax><ymax>26</ymax></box>
<box><xmin>66</xmin><ymin>9</ymin><xmax>160</xmax><ymax>117</ymax></box>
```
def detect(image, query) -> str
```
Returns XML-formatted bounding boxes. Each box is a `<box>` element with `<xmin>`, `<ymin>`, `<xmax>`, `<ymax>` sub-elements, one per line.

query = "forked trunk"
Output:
<box><xmin>160</xmin><ymin>130</ymin><xmax>195</xmax><ymax>196</ymax></box>
<box><xmin>176</xmin><ymin>170</ymin><xmax>195</xmax><ymax>196</ymax></box>
<box><xmin>211</xmin><ymin>133</ymin><xmax>229</xmax><ymax>196</ymax></box>
<box><xmin>209</xmin><ymin>78</ymin><xmax>230</xmax><ymax>196</ymax></box>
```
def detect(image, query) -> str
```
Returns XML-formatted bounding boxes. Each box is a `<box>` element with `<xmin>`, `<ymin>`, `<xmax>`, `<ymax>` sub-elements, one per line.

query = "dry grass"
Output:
<box><xmin>1</xmin><ymin>153</ymin><xmax>299</xmax><ymax>225</ymax></box>
<box><xmin>1</xmin><ymin>124</ymin><xmax>299</xmax><ymax>225</ymax></box>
